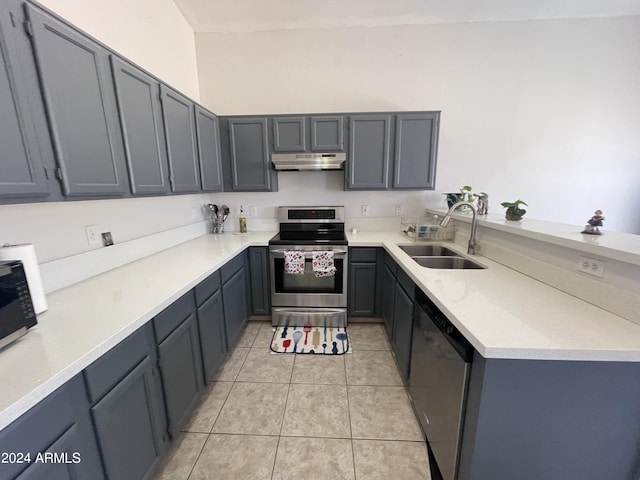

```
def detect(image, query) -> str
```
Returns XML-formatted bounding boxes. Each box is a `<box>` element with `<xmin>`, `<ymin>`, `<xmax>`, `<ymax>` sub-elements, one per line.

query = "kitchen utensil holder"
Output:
<box><xmin>401</xmin><ymin>216</ymin><xmax>455</xmax><ymax>241</ymax></box>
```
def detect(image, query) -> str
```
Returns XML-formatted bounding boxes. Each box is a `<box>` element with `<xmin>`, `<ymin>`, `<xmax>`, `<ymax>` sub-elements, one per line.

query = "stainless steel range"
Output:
<box><xmin>269</xmin><ymin>206</ymin><xmax>348</xmax><ymax>327</ymax></box>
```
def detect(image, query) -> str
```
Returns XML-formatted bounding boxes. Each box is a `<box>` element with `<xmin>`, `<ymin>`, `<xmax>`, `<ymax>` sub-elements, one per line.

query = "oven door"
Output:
<box><xmin>269</xmin><ymin>246</ymin><xmax>348</xmax><ymax>308</ymax></box>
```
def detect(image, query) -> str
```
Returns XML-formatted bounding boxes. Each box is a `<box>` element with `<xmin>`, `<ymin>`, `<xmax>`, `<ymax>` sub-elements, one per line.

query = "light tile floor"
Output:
<box><xmin>154</xmin><ymin>321</ymin><xmax>432</xmax><ymax>480</ymax></box>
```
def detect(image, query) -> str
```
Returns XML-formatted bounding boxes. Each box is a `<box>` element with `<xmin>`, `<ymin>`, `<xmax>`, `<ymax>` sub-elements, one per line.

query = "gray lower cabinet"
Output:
<box><xmin>221</xmin><ymin>253</ymin><xmax>249</xmax><ymax>347</ymax></box>
<box><xmin>393</xmin><ymin>113</ymin><xmax>439</xmax><ymax>189</ymax></box>
<box><xmin>195</xmin><ymin>106</ymin><xmax>223</xmax><ymax>192</ymax></box>
<box><xmin>392</xmin><ymin>270</ymin><xmax>414</xmax><ymax>381</ymax></box>
<box><xmin>153</xmin><ymin>291</ymin><xmax>204</xmax><ymax>439</ymax></box>
<box><xmin>110</xmin><ymin>56</ymin><xmax>170</xmax><ymax>195</ymax></box>
<box><xmin>0</xmin><ymin>375</ymin><xmax>103</xmax><ymax>480</ymax></box>
<box><xmin>25</xmin><ymin>4</ymin><xmax>128</xmax><ymax>197</ymax></box>
<box><xmin>347</xmin><ymin>114</ymin><xmax>391</xmax><ymax>189</ymax></box>
<box><xmin>348</xmin><ymin>247</ymin><xmax>378</xmax><ymax>317</ymax></box>
<box><xmin>380</xmin><ymin>254</ymin><xmax>398</xmax><ymax>339</ymax></box>
<box><xmin>0</xmin><ymin>0</ymin><xmax>57</xmax><ymax>200</ymax></box>
<box><xmin>84</xmin><ymin>323</ymin><xmax>167</xmax><ymax>480</ymax></box>
<box><xmin>195</xmin><ymin>270</ymin><xmax>228</xmax><ymax>383</ymax></box>
<box><xmin>378</xmin><ymin>252</ymin><xmax>414</xmax><ymax>381</ymax></box>
<box><xmin>159</xmin><ymin>84</ymin><xmax>200</xmax><ymax>193</ymax></box>
<box><xmin>222</xmin><ymin>117</ymin><xmax>277</xmax><ymax>191</ymax></box>
<box><xmin>249</xmin><ymin>246</ymin><xmax>271</xmax><ymax>315</ymax></box>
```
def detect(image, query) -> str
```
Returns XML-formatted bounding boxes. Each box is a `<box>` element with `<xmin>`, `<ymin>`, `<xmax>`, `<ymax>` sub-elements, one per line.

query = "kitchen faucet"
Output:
<box><xmin>440</xmin><ymin>201</ymin><xmax>479</xmax><ymax>255</ymax></box>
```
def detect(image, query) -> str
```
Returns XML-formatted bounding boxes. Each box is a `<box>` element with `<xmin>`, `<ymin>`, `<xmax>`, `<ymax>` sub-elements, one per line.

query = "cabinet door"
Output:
<box><xmin>249</xmin><ymin>247</ymin><xmax>271</xmax><ymax>315</ymax></box>
<box><xmin>393</xmin><ymin>113</ymin><xmax>439</xmax><ymax>189</ymax></box>
<box><xmin>310</xmin><ymin>115</ymin><xmax>344</xmax><ymax>151</ymax></box>
<box><xmin>159</xmin><ymin>84</ymin><xmax>200</xmax><ymax>192</ymax></box>
<box><xmin>381</xmin><ymin>263</ymin><xmax>396</xmax><ymax>339</ymax></box>
<box><xmin>393</xmin><ymin>282</ymin><xmax>414</xmax><ymax>381</ymax></box>
<box><xmin>222</xmin><ymin>268</ymin><xmax>248</xmax><ymax>348</ymax></box>
<box><xmin>15</xmin><ymin>424</ymin><xmax>98</xmax><ymax>480</ymax></box>
<box><xmin>195</xmin><ymin>105</ymin><xmax>223</xmax><ymax>192</ymax></box>
<box><xmin>25</xmin><ymin>5</ymin><xmax>127</xmax><ymax>197</ymax></box>
<box><xmin>91</xmin><ymin>356</ymin><xmax>166</xmax><ymax>480</ymax></box>
<box><xmin>0</xmin><ymin>4</ymin><xmax>51</xmax><ymax>199</ymax></box>
<box><xmin>157</xmin><ymin>313</ymin><xmax>205</xmax><ymax>438</ymax></box>
<box><xmin>272</xmin><ymin>116</ymin><xmax>306</xmax><ymax>152</ymax></box>
<box><xmin>347</xmin><ymin>114</ymin><xmax>391</xmax><ymax>189</ymax></box>
<box><xmin>0</xmin><ymin>376</ymin><xmax>103</xmax><ymax>480</ymax></box>
<box><xmin>197</xmin><ymin>289</ymin><xmax>227</xmax><ymax>384</ymax></box>
<box><xmin>227</xmin><ymin>118</ymin><xmax>276</xmax><ymax>191</ymax></box>
<box><xmin>349</xmin><ymin>263</ymin><xmax>377</xmax><ymax>316</ymax></box>
<box><xmin>111</xmin><ymin>56</ymin><xmax>169</xmax><ymax>195</ymax></box>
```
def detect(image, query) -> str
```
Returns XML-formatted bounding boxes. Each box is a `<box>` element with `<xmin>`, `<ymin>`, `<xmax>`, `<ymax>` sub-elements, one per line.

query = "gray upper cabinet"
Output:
<box><xmin>271</xmin><ymin>115</ymin><xmax>345</xmax><ymax>153</ymax></box>
<box><xmin>393</xmin><ymin>112</ymin><xmax>439</xmax><ymax>189</ymax></box>
<box><xmin>347</xmin><ymin>114</ymin><xmax>391</xmax><ymax>189</ymax></box>
<box><xmin>310</xmin><ymin>115</ymin><xmax>344</xmax><ymax>151</ymax></box>
<box><xmin>159</xmin><ymin>84</ymin><xmax>200</xmax><ymax>193</ymax></box>
<box><xmin>0</xmin><ymin>2</ymin><xmax>55</xmax><ymax>200</ymax></box>
<box><xmin>225</xmin><ymin>117</ymin><xmax>277</xmax><ymax>191</ymax></box>
<box><xmin>110</xmin><ymin>56</ymin><xmax>170</xmax><ymax>195</ymax></box>
<box><xmin>194</xmin><ymin>105</ymin><xmax>223</xmax><ymax>192</ymax></box>
<box><xmin>25</xmin><ymin>4</ymin><xmax>128</xmax><ymax>197</ymax></box>
<box><xmin>272</xmin><ymin>116</ymin><xmax>306</xmax><ymax>152</ymax></box>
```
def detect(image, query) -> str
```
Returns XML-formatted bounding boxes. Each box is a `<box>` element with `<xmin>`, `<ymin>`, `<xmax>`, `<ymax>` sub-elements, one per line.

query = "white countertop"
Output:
<box><xmin>2</xmin><ymin>229</ymin><xmax>640</xmax><ymax>430</ymax></box>
<box><xmin>348</xmin><ymin>231</ymin><xmax>640</xmax><ymax>362</ymax></box>
<box><xmin>0</xmin><ymin>232</ymin><xmax>274</xmax><ymax>430</ymax></box>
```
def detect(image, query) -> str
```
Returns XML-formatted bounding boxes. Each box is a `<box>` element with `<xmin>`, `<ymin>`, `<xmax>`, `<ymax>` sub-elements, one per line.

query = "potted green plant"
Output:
<box><xmin>446</xmin><ymin>185</ymin><xmax>479</xmax><ymax>208</ymax></box>
<box><xmin>501</xmin><ymin>200</ymin><xmax>528</xmax><ymax>221</ymax></box>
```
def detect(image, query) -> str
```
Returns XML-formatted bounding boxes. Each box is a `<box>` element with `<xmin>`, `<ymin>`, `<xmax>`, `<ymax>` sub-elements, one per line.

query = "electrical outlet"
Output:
<box><xmin>395</xmin><ymin>204</ymin><xmax>403</xmax><ymax>216</ymax></box>
<box><xmin>361</xmin><ymin>205</ymin><xmax>369</xmax><ymax>216</ymax></box>
<box><xmin>250</xmin><ymin>206</ymin><xmax>257</xmax><ymax>217</ymax></box>
<box><xmin>577</xmin><ymin>256</ymin><xmax>605</xmax><ymax>278</ymax></box>
<box><xmin>84</xmin><ymin>225</ymin><xmax>100</xmax><ymax>246</ymax></box>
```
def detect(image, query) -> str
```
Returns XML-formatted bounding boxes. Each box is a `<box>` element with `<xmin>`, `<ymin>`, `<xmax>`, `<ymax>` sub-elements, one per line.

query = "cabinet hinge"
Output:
<box><xmin>23</xmin><ymin>20</ymin><xmax>33</xmax><ymax>37</ymax></box>
<box><xmin>42</xmin><ymin>166</ymin><xmax>49</xmax><ymax>180</ymax></box>
<box><xmin>54</xmin><ymin>167</ymin><xmax>63</xmax><ymax>181</ymax></box>
<box><xmin>10</xmin><ymin>12</ymin><xmax>16</xmax><ymax>27</ymax></box>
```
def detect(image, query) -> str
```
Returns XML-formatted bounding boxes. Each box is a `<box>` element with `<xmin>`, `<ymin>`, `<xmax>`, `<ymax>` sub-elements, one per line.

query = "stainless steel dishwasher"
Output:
<box><xmin>408</xmin><ymin>288</ymin><xmax>474</xmax><ymax>480</ymax></box>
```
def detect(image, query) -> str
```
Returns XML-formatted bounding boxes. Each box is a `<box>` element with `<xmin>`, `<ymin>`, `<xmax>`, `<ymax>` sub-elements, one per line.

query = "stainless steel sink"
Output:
<box><xmin>412</xmin><ymin>256</ymin><xmax>486</xmax><ymax>269</ymax></box>
<box><xmin>398</xmin><ymin>244</ymin><xmax>460</xmax><ymax>257</ymax></box>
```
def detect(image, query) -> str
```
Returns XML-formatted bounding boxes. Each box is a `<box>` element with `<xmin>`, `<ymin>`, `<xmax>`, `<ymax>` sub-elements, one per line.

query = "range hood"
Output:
<box><xmin>272</xmin><ymin>153</ymin><xmax>346</xmax><ymax>171</ymax></box>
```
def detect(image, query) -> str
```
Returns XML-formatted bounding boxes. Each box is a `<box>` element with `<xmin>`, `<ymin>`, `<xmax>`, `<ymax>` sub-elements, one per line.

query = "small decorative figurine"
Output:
<box><xmin>581</xmin><ymin>210</ymin><xmax>605</xmax><ymax>235</ymax></box>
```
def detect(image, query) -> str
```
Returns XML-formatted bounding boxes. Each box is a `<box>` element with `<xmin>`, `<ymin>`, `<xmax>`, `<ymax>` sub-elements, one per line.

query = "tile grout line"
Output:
<box><xmin>345</xmin><ymin>346</ymin><xmax>358</xmax><ymax>480</ymax></box>
<box><xmin>184</xmin><ymin>432</ymin><xmax>211</xmax><ymax>480</ymax></box>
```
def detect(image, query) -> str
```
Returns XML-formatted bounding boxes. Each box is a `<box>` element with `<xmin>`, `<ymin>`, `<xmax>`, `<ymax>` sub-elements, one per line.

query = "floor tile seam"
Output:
<box><xmin>185</xmin><ymin>431</ymin><xmax>214</xmax><ymax>480</ymax></box>
<box><xmin>345</xmin><ymin>382</ymin><xmax>406</xmax><ymax>387</ymax></box>
<box><xmin>227</xmin><ymin>346</ymin><xmax>252</xmax><ymax>382</ymax></box>
<box><xmin>345</xmin><ymin>350</ymin><xmax>358</xmax><ymax>480</ymax></box>
<box><xmin>206</xmin><ymin>381</ymin><xmax>235</xmax><ymax>434</ymax></box>
<box><xmin>277</xmin><ymin>434</ymin><xmax>353</xmax><ymax>440</ymax></box>
<box><xmin>351</xmin><ymin>437</ymin><xmax>427</xmax><ymax>444</ymax></box>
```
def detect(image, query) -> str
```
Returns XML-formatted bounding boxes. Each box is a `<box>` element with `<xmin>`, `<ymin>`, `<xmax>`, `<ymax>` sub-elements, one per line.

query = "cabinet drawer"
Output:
<box><xmin>84</xmin><ymin>324</ymin><xmax>153</xmax><ymax>403</ymax></box>
<box><xmin>350</xmin><ymin>247</ymin><xmax>378</xmax><ymax>263</ymax></box>
<box><xmin>154</xmin><ymin>291</ymin><xmax>196</xmax><ymax>343</ymax></box>
<box><xmin>221</xmin><ymin>252</ymin><xmax>245</xmax><ymax>284</ymax></box>
<box><xmin>194</xmin><ymin>270</ymin><xmax>221</xmax><ymax>306</ymax></box>
<box><xmin>397</xmin><ymin>268</ymin><xmax>415</xmax><ymax>298</ymax></box>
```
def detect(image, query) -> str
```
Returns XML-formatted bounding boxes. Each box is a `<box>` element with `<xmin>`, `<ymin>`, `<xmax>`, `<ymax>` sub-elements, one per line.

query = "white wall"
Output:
<box><xmin>195</xmin><ymin>16</ymin><xmax>640</xmax><ymax>234</ymax></box>
<box><xmin>39</xmin><ymin>0</ymin><xmax>200</xmax><ymax>100</ymax></box>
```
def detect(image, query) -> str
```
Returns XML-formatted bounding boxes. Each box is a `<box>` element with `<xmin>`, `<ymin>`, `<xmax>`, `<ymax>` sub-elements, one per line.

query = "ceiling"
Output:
<box><xmin>172</xmin><ymin>0</ymin><xmax>640</xmax><ymax>33</ymax></box>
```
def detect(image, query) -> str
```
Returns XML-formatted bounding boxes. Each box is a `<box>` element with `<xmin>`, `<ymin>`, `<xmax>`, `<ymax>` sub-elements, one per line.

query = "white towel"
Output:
<box><xmin>284</xmin><ymin>250</ymin><xmax>305</xmax><ymax>275</ymax></box>
<box><xmin>312</xmin><ymin>251</ymin><xmax>336</xmax><ymax>277</ymax></box>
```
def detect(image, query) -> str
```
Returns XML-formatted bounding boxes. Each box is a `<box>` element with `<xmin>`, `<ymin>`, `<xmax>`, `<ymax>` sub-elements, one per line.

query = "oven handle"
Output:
<box><xmin>270</xmin><ymin>248</ymin><xmax>347</xmax><ymax>258</ymax></box>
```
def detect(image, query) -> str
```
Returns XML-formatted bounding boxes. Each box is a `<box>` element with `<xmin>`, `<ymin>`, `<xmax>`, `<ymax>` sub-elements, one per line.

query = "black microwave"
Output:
<box><xmin>0</xmin><ymin>260</ymin><xmax>37</xmax><ymax>350</ymax></box>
